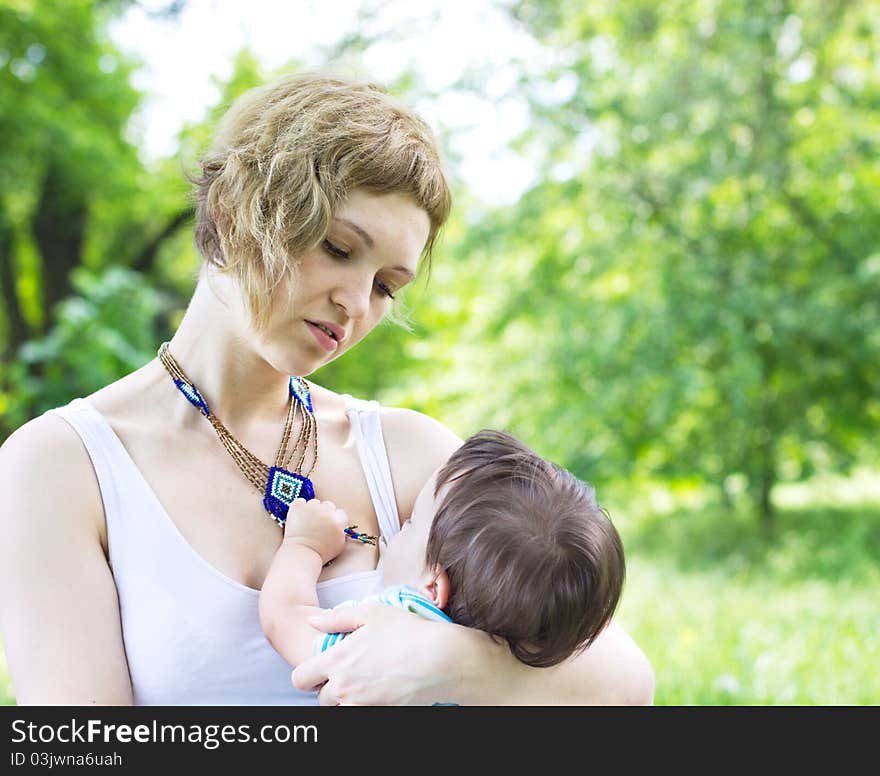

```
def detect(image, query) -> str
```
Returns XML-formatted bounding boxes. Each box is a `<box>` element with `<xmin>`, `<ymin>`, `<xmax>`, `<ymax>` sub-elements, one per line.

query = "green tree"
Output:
<box><xmin>447</xmin><ymin>0</ymin><xmax>880</xmax><ymax>528</ymax></box>
<box><xmin>0</xmin><ymin>0</ymin><xmax>194</xmax><ymax>432</ymax></box>
<box><xmin>4</xmin><ymin>266</ymin><xmax>167</xmax><ymax>430</ymax></box>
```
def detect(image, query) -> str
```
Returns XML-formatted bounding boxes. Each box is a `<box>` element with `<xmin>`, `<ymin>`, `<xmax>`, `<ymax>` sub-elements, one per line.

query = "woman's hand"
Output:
<box><xmin>293</xmin><ymin>604</ymin><xmax>654</xmax><ymax>705</ymax></box>
<box><xmin>291</xmin><ymin>603</ymin><xmax>462</xmax><ymax>705</ymax></box>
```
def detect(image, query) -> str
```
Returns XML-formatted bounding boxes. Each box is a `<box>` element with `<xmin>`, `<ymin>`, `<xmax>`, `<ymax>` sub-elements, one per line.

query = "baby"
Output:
<box><xmin>259</xmin><ymin>429</ymin><xmax>625</xmax><ymax>671</ymax></box>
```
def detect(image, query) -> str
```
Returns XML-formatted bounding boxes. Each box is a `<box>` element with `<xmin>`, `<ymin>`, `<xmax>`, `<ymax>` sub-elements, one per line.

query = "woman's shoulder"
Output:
<box><xmin>0</xmin><ymin>408</ymin><xmax>87</xmax><ymax>470</ymax></box>
<box><xmin>312</xmin><ymin>385</ymin><xmax>463</xmax><ymax>457</ymax></box>
<box><xmin>0</xmin><ymin>410</ymin><xmax>105</xmax><ymax>544</ymax></box>
<box><xmin>0</xmin><ymin>366</ymin><xmax>156</xmax><ymax>538</ymax></box>
<box><xmin>85</xmin><ymin>360</ymin><xmax>163</xmax><ymax>422</ymax></box>
<box><xmin>376</xmin><ymin>404</ymin><xmax>463</xmax><ymax>519</ymax></box>
<box><xmin>309</xmin><ymin>383</ymin><xmax>463</xmax><ymax>517</ymax></box>
<box><xmin>377</xmin><ymin>405</ymin><xmax>463</xmax><ymax>455</ymax></box>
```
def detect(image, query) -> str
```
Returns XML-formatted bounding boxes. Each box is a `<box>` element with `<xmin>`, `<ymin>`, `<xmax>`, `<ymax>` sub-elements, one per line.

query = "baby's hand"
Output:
<box><xmin>284</xmin><ymin>499</ymin><xmax>347</xmax><ymax>564</ymax></box>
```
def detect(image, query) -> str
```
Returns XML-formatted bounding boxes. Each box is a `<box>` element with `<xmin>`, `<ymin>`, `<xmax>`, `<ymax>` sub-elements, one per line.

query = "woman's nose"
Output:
<box><xmin>331</xmin><ymin>273</ymin><xmax>372</xmax><ymax>321</ymax></box>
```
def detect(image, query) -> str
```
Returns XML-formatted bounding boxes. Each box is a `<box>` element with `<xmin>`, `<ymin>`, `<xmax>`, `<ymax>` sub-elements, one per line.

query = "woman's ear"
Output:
<box><xmin>422</xmin><ymin>567</ymin><xmax>450</xmax><ymax>610</ymax></box>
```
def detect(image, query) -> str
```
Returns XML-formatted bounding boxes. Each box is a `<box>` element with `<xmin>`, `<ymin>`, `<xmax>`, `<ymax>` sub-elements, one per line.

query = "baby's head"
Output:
<box><xmin>382</xmin><ymin>429</ymin><xmax>625</xmax><ymax>667</ymax></box>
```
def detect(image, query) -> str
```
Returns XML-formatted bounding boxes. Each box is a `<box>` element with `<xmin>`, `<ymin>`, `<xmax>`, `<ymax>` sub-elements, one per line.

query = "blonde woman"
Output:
<box><xmin>0</xmin><ymin>73</ymin><xmax>653</xmax><ymax>705</ymax></box>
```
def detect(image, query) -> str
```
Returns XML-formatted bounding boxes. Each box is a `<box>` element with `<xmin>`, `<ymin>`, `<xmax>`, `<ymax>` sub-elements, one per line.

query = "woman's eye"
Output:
<box><xmin>375</xmin><ymin>280</ymin><xmax>395</xmax><ymax>300</ymax></box>
<box><xmin>323</xmin><ymin>240</ymin><xmax>349</xmax><ymax>259</ymax></box>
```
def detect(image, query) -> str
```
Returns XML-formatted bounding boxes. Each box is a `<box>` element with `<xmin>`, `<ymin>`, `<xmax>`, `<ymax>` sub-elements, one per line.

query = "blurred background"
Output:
<box><xmin>1</xmin><ymin>0</ymin><xmax>878</xmax><ymax>704</ymax></box>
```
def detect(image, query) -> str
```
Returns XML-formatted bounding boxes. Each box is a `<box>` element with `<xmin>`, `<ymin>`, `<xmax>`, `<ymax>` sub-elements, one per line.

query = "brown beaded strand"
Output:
<box><xmin>159</xmin><ymin>341</ymin><xmax>303</xmax><ymax>491</ymax></box>
<box><xmin>158</xmin><ymin>342</ymin><xmax>313</xmax><ymax>490</ymax></box>
<box><xmin>157</xmin><ymin>342</ymin><xmax>376</xmax><ymax>546</ymax></box>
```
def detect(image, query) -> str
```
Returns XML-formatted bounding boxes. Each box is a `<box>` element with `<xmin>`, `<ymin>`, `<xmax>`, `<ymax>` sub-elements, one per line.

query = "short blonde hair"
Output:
<box><xmin>192</xmin><ymin>72</ymin><xmax>452</xmax><ymax>330</ymax></box>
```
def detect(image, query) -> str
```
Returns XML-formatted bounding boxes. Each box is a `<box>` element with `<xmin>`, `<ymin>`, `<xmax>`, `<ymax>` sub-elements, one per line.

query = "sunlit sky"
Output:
<box><xmin>109</xmin><ymin>0</ymin><xmax>544</xmax><ymax>204</ymax></box>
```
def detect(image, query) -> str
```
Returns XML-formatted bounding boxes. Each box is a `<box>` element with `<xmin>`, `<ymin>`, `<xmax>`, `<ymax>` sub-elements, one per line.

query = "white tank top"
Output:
<box><xmin>48</xmin><ymin>395</ymin><xmax>402</xmax><ymax>706</ymax></box>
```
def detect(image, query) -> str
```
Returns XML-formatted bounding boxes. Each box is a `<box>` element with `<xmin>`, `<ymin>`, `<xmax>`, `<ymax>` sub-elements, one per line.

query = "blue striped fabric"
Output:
<box><xmin>313</xmin><ymin>584</ymin><xmax>452</xmax><ymax>654</ymax></box>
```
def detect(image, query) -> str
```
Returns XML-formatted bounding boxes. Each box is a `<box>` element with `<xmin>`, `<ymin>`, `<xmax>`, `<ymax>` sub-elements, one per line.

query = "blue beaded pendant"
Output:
<box><xmin>263</xmin><ymin>466</ymin><xmax>315</xmax><ymax>527</ymax></box>
<box><xmin>289</xmin><ymin>376</ymin><xmax>313</xmax><ymax>412</ymax></box>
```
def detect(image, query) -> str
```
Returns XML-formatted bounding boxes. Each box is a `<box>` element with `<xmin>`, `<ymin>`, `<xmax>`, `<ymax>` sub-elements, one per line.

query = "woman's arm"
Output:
<box><xmin>293</xmin><ymin>605</ymin><xmax>653</xmax><ymax>705</ymax></box>
<box><xmin>441</xmin><ymin>618</ymin><xmax>654</xmax><ymax>705</ymax></box>
<box><xmin>0</xmin><ymin>416</ymin><xmax>133</xmax><ymax>704</ymax></box>
<box><xmin>291</xmin><ymin>408</ymin><xmax>654</xmax><ymax>705</ymax></box>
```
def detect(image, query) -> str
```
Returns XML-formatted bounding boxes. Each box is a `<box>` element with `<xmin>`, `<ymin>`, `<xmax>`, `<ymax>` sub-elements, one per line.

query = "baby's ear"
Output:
<box><xmin>422</xmin><ymin>567</ymin><xmax>450</xmax><ymax>610</ymax></box>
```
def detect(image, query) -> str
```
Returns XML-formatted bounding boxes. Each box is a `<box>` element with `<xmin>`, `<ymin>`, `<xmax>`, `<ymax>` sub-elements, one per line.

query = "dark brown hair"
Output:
<box><xmin>427</xmin><ymin>429</ymin><xmax>625</xmax><ymax>668</ymax></box>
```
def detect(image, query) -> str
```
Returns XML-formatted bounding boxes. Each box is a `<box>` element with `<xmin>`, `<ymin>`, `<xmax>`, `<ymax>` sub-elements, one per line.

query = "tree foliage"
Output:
<box><xmin>1</xmin><ymin>0</ymin><xmax>877</xmax><ymax>532</ymax></box>
<box><xmin>0</xmin><ymin>0</ymin><xmax>194</xmax><ymax>429</ymax></box>
<box><xmin>447</xmin><ymin>0</ymin><xmax>880</xmax><ymax>525</ymax></box>
<box><xmin>3</xmin><ymin>266</ymin><xmax>167</xmax><ymax>429</ymax></box>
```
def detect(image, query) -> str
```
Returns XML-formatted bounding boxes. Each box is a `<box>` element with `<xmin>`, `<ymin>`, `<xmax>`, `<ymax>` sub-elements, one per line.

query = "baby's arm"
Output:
<box><xmin>259</xmin><ymin>499</ymin><xmax>347</xmax><ymax>666</ymax></box>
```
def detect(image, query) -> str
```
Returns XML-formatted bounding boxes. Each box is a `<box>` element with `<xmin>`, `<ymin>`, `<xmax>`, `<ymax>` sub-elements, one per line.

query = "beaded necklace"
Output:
<box><xmin>157</xmin><ymin>342</ymin><xmax>376</xmax><ymax>546</ymax></box>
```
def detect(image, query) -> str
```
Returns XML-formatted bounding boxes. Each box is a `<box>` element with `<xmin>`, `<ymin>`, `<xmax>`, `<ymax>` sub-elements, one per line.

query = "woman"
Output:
<box><xmin>0</xmin><ymin>73</ymin><xmax>653</xmax><ymax>705</ymax></box>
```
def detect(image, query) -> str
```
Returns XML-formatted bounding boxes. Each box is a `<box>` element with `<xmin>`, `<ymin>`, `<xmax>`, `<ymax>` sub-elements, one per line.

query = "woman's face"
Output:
<box><xmin>256</xmin><ymin>189</ymin><xmax>431</xmax><ymax>377</ymax></box>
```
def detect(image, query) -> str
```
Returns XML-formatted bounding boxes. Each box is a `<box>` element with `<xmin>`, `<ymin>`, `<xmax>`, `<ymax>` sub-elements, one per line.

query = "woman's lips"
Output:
<box><xmin>305</xmin><ymin>320</ymin><xmax>339</xmax><ymax>352</ymax></box>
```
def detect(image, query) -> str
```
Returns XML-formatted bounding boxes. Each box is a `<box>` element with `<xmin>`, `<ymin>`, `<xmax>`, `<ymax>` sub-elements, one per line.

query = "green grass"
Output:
<box><xmin>2</xmin><ymin>474</ymin><xmax>879</xmax><ymax>706</ymax></box>
<box><xmin>612</xmin><ymin>477</ymin><xmax>880</xmax><ymax>705</ymax></box>
<box><xmin>617</xmin><ymin>559</ymin><xmax>879</xmax><ymax>704</ymax></box>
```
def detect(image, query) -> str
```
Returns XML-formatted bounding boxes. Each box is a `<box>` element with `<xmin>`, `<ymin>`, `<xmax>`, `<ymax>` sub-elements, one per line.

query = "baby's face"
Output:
<box><xmin>382</xmin><ymin>469</ymin><xmax>440</xmax><ymax>587</ymax></box>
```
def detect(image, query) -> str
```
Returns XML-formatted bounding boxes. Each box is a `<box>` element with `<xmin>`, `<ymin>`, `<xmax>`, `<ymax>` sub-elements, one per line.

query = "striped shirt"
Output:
<box><xmin>313</xmin><ymin>584</ymin><xmax>452</xmax><ymax>654</ymax></box>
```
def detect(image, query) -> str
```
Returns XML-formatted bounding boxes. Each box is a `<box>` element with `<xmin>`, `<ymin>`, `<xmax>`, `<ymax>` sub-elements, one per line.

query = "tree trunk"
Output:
<box><xmin>0</xmin><ymin>210</ymin><xmax>30</xmax><ymax>358</ymax></box>
<box><xmin>758</xmin><ymin>472</ymin><xmax>776</xmax><ymax>536</ymax></box>
<box><xmin>131</xmin><ymin>207</ymin><xmax>195</xmax><ymax>273</ymax></box>
<box><xmin>31</xmin><ymin>161</ymin><xmax>88</xmax><ymax>329</ymax></box>
<box><xmin>754</xmin><ymin>454</ymin><xmax>776</xmax><ymax>537</ymax></box>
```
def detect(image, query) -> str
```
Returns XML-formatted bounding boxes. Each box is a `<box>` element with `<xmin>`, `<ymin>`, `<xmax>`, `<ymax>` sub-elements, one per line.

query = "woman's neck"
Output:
<box><xmin>164</xmin><ymin>269</ymin><xmax>291</xmax><ymax>429</ymax></box>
